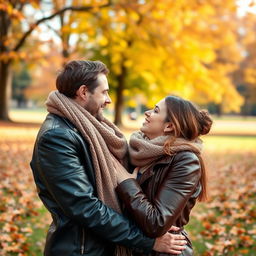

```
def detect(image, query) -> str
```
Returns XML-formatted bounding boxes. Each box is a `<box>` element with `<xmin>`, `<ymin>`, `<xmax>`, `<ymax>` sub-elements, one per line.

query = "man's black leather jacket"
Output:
<box><xmin>30</xmin><ymin>113</ymin><xmax>154</xmax><ymax>256</ymax></box>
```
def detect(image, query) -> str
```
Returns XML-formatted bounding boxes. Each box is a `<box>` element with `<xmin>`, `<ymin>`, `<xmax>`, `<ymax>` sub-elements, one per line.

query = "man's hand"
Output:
<box><xmin>153</xmin><ymin>229</ymin><xmax>187</xmax><ymax>255</ymax></box>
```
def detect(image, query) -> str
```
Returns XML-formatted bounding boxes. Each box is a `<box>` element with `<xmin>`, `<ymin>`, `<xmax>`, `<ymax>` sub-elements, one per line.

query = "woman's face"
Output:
<box><xmin>140</xmin><ymin>99</ymin><xmax>172</xmax><ymax>140</ymax></box>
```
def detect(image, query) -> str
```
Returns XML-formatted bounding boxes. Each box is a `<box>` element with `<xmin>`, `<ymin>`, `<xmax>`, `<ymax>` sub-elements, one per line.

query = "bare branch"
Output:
<box><xmin>14</xmin><ymin>0</ymin><xmax>113</xmax><ymax>52</ymax></box>
<box><xmin>44</xmin><ymin>23</ymin><xmax>60</xmax><ymax>37</ymax></box>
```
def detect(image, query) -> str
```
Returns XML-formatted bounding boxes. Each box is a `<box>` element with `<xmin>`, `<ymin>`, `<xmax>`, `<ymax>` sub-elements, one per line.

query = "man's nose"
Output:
<box><xmin>105</xmin><ymin>94</ymin><xmax>112</xmax><ymax>104</ymax></box>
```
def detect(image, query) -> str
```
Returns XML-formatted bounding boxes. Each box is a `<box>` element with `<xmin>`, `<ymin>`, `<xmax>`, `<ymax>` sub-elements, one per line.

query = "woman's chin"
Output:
<box><xmin>140</xmin><ymin>128</ymin><xmax>149</xmax><ymax>137</ymax></box>
<box><xmin>140</xmin><ymin>126</ymin><xmax>145</xmax><ymax>133</ymax></box>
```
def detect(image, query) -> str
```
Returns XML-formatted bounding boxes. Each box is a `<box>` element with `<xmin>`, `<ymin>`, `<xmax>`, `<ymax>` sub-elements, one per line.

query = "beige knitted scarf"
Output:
<box><xmin>45</xmin><ymin>90</ymin><xmax>128</xmax><ymax>213</ymax></box>
<box><xmin>129</xmin><ymin>131</ymin><xmax>203</xmax><ymax>172</ymax></box>
<box><xmin>45</xmin><ymin>91</ymin><xmax>133</xmax><ymax>255</ymax></box>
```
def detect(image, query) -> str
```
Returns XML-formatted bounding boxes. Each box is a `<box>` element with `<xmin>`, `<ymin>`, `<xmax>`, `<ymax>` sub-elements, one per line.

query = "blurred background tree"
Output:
<box><xmin>12</xmin><ymin>63</ymin><xmax>31</xmax><ymax>108</ymax></box>
<box><xmin>0</xmin><ymin>0</ymin><xmax>111</xmax><ymax>120</ymax></box>
<box><xmin>1</xmin><ymin>0</ymin><xmax>256</xmax><ymax>125</ymax></box>
<box><xmin>233</xmin><ymin>12</ymin><xmax>256</xmax><ymax>116</ymax></box>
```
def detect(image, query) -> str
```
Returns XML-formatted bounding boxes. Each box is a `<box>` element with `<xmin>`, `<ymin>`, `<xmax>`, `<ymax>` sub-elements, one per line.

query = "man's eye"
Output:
<box><xmin>154</xmin><ymin>109</ymin><xmax>158</xmax><ymax>113</ymax></box>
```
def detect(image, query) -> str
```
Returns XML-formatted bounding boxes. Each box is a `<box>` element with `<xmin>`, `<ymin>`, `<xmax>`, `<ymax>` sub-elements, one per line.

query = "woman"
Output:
<box><xmin>114</xmin><ymin>95</ymin><xmax>213</xmax><ymax>255</ymax></box>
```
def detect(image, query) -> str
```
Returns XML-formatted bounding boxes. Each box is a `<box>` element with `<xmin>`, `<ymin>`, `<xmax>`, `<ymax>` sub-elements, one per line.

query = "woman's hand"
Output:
<box><xmin>113</xmin><ymin>160</ymin><xmax>138</xmax><ymax>184</ymax></box>
<box><xmin>130</xmin><ymin>167</ymin><xmax>139</xmax><ymax>179</ymax></box>
<box><xmin>153</xmin><ymin>231</ymin><xmax>187</xmax><ymax>254</ymax></box>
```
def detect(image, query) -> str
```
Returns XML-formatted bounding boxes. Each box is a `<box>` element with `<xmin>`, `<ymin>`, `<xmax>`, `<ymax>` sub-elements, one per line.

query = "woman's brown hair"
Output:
<box><xmin>164</xmin><ymin>96</ymin><xmax>213</xmax><ymax>201</ymax></box>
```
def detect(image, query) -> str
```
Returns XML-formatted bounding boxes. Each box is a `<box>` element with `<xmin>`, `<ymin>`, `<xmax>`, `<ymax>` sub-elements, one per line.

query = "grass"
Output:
<box><xmin>203</xmin><ymin>135</ymin><xmax>256</xmax><ymax>152</ymax></box>
<box><xmin>26</xmin><ymin>207</ymin><xmax>49</xmax><ymax>256</ymax></box>
<box><xmin>9</xmin><ymin>108</ymin><xmax>47</xmax><ymax>124</ymax></box>
<box><xmin>186</xmin><ymin>211</ymin><xmax>207</xmax><ymax>254</ymax></box>
<box><xmin>212</xmin><ymin>115</ymin><xmax>256</xmax><ymax>121</ymax></box>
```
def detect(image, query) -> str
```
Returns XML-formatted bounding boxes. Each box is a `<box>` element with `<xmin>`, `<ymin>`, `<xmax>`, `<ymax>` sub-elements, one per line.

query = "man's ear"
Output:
<box><xmin>164</xmin><ymin>122</ymin><xmax>174</xmax><ymax>133</ymax></box>
<box><xmin>76</xmin><ymin>85</ymin><xmax>88</xmax><ymax>100</ymax></box>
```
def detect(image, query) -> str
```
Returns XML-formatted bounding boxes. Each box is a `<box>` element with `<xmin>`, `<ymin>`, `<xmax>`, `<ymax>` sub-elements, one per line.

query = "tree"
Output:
<box><xmin>233</xmin><ymin>12</ymin><xmax>256</xmax><ymax>115</ymax></box>
<box><xmin>1</xmin><ymin>0</ymin><xmax>246</xmax><ymax>124</ymax></box>
<box><xmin>12</xmin><ymin>63</ymin><xmax>31</xmax><ymax>107</ymax></box>
<box><xmin>0</xmin><ymin>0</ymin><xmax>112</xmax><ymax>121</ymax></box>
<box><xmin>76</xmin><ymin>0</ymin><xmax>244</xmax><ymax>125</ymax></box>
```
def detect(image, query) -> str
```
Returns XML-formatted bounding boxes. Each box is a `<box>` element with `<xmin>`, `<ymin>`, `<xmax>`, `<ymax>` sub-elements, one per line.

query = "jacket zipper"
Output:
<box><xmin>81</xmin><ymin>228</ymin><xmax>85</xmax><ymax>254</ymax></box>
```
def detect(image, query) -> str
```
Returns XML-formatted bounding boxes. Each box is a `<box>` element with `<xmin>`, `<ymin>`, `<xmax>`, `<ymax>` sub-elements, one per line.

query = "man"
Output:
<box><xmin>30</xmin><ymin>60</ymin><xmax>186</xmax><ymax>256</ymax></box>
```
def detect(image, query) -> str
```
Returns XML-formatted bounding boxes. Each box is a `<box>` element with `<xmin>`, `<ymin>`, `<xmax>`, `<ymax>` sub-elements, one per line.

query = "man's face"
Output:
<box><xmin>84</xmin><ymin>73</ymin><xmax>111</xmax><ymax>121</ymax></box>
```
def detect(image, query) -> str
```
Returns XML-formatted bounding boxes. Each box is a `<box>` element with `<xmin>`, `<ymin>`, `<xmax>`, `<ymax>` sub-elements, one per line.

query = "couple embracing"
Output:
<box><xmin>30</xmin><ymin>60</ymin><xmax>212</xmax><ymax>256</ymax></box>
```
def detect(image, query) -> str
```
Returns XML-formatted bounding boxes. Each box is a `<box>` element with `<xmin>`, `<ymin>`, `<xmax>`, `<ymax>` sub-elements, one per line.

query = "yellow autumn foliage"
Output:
<box><xmin>72</xmin><ymin>0</ymin><xmax>244</xmax><ymax>114</ymax></box>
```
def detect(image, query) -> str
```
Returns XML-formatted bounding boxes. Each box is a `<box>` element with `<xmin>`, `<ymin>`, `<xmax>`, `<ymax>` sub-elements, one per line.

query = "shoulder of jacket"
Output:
<box><xmin>150</xmin><ymin>152</ymin><xmax>201</xmax><ymax>185</ymax></box>
<box><xmin>172</xmin><ymin>151</ymin><xmax>200</xmax><ymax>164</ymax></box>
<box><xmin>167</xmin><ymin>151</ymin><xmax>201</xmax><ymax>180</ymax></box>
<box><xmin>38</xmin><ymin>127</ymin><xmax>79</xmax><ymax>147</ymax></box>
<box><xmin>37</xmin><ymin>114</ymin><xmax>84</xmax><ymax>145</ymax></box>
<box><xmin>157</xmin><ymin>151</ymin><xmax>199</xmax><ymax>163</ymax></box>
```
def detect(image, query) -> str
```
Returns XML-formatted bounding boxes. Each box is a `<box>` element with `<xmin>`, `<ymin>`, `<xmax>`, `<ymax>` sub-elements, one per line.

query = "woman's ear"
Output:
<box><xmin>164</xmin><ymin>122</ymin><xmax>174</xmax><ymax>133</ymax></box>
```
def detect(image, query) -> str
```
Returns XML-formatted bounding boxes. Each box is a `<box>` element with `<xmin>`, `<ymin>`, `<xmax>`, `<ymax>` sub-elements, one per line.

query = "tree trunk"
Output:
<box><xmin>241</xmin><ymin>96</ymin><xmax>250</xmax><ymax>116</ymax></box>
<box><xmin>59</xmin><ymin>13</ymin><xmax>70</xmax><ymax>65</ymax></box>
<box><xmin>216</xmin><ymin>104</ymin><xmax>222</xmax><ymax>117</ymax></box>
<box><xmin>114</xmin><ymin>64</ymin><xmax>127</xmax><ymax>126</ymax></box>
<box><xmin>0</xmin><ymin>60</ymin><xmax>12</xmax><ymax>121</ymax></box>
<box><xmin>0</xmin><ymin>9</ymin><xmax>11</xmax><ymax>121</ymax></box>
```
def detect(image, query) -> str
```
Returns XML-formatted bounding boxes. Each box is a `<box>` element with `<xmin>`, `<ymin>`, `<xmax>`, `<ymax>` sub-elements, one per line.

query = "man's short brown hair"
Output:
<box><xmin>56</xmin><ymin>60</ymin><xmax>109</xmax><ymax>98</ymax></box>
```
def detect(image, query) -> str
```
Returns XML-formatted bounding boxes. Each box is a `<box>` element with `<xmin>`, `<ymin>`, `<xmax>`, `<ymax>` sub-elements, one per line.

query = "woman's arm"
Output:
<box><xmin>116</xmin><ymin>151</ymin><xmax>201</xmax><ymax>238</ymax></box>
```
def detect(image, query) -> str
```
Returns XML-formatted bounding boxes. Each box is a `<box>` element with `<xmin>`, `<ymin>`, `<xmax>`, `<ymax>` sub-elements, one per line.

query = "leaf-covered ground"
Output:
<box><xmin>0</xmin><ymin>123</ymin><xmax>51</xmax><ymax>256</ymax></box>
<box><xmin>187</xmin><ymin>149</ymin><xmax>256</xmax><ymax>256</ymax></box>
<box><xmin>0</xmin><ymin>121</ymin><xmax>255</xmax><ymax>255</ymax></box>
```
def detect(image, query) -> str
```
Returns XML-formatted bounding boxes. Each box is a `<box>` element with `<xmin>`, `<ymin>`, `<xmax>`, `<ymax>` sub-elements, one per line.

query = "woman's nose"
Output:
<box><xmin>145</xmin><ymin>110</ymin><xmax>150</xmax><ymax>117</ymax></box>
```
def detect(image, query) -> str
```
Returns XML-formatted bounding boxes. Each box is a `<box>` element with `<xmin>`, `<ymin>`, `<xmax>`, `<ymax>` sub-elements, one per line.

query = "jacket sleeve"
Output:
<box><xmin>116</xmin><ymin>151</ymin><xmax>201</xmax><ymax>238</ymax></box>
<box><xmin>36</xmin><ymin>128</ymin><xmax>154</xmax><ymax>252</ymax></box>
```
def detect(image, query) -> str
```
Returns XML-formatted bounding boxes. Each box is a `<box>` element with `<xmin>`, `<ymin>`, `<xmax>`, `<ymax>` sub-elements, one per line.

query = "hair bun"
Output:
<box><xmin>199</xmin><ymin>110</ymin><xmax>213</xmax><ymax>135</ymax></box>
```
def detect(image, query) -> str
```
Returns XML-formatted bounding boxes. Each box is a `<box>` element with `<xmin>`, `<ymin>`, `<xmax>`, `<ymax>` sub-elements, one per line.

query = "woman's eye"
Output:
<box><xmin>154</xmin><ymin>109</ymin><xmax>158</xmax><ymax>113</ymax></box>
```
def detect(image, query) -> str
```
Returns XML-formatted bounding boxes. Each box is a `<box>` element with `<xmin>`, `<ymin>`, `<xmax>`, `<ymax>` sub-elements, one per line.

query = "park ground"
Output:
<box><xmin>0</xmin><ymin>109</ymin><xmax>256</xmax><ymax>255</ymax></box>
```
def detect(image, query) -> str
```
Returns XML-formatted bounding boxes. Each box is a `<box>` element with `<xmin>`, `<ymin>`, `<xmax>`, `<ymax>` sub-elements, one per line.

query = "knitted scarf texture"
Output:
<box><xmin>129</xmin><ymin>131</ymin><xmax>203</xmax><ymax>171</ymax></box>
<box><xmin>45</xmin><ymin>91</ymin><xmax>133</xmax><ymax>255</ymax></box>
<box><xmin>46</xmin><ymin>90</ymin><xmax>128</xmax><ymax>212</ymax></box>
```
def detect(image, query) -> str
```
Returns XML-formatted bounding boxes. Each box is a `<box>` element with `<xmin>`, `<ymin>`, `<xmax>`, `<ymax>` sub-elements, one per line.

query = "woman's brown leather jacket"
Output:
<box><xmin>116</xmin><ymin>151</ymin><xmax>202</xmax><ymax>256</ymax></box>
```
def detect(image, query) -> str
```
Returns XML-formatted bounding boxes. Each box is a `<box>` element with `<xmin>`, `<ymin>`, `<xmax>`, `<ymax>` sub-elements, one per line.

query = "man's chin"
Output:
<box><xmin>96</xmin><ymin>111</ymin><xmax>104</xmax><ymax>121</ymax></box>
